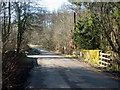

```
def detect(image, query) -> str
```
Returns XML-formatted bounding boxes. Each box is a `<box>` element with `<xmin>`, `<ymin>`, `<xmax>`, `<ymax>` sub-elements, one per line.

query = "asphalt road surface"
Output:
<box><xmin>26</xmin><ymin>47</ymin><xmax>120</xmax><ymax>88</ymax></box>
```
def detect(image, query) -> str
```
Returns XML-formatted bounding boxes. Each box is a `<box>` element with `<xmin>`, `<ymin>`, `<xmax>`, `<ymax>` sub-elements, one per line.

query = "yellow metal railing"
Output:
<box><xmin>73</xmin><ymin>49</ymin><xmax>102</xmax><ymax>64</ymax></box>
<box><xmin>73</xmin><ymin>49</ymin><xmax>119</xmax><ymax>71</ymax></box>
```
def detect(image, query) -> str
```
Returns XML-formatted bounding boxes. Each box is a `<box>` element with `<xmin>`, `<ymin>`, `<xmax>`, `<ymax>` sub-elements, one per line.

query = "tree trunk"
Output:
<box><xmin>8</xmin><ymin>2</ymin><xmax>11</xmax><ymax>36</ymax></box>
<box><xmin>73</xmin><ymin>12</ymin><xmax>76</xmax><ymax>30</ymax></box>
<box><xmin>17</xmin><ymin>5</ymin><xmax>21</xmax><ymax>53</ymax></box>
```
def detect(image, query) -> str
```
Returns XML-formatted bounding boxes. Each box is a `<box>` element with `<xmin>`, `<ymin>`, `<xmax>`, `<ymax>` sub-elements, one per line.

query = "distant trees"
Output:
<box><xmin>2</xmin><ymin>1</ymin><xmax>119</xmax><ymax>57</ymax></box>
<box><xmin>51</xmin><ymin>11</ymin><xmax>74</xmax><ymax>50</ymax></box>
<box><xmin>72</xmin><ymin>2</ymin><xmax>120</xmax><ymax>57</ymax></box>
<box><xmin>36</xmin><ymin>10</ymin><xmax>74</xmax><ymax>52</ymax></box>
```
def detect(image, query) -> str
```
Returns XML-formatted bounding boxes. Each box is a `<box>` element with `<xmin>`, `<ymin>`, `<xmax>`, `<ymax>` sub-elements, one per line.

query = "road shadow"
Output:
<box><xmin>26</xmin><ymin>48</ymin><xmax>120</xmax><ymax>89</ymax></box>
<box><xmin>26</xmin><ymin>63</ymin><xmax>120</xmax><ymax>89</ymax></box>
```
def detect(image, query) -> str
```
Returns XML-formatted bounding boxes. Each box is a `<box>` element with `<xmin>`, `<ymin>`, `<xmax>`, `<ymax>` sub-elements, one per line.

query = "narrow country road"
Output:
<box><xmin>26</xmin><ymin>47</ymin><xmax>120</xmax><ymax>88</ymax></box>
